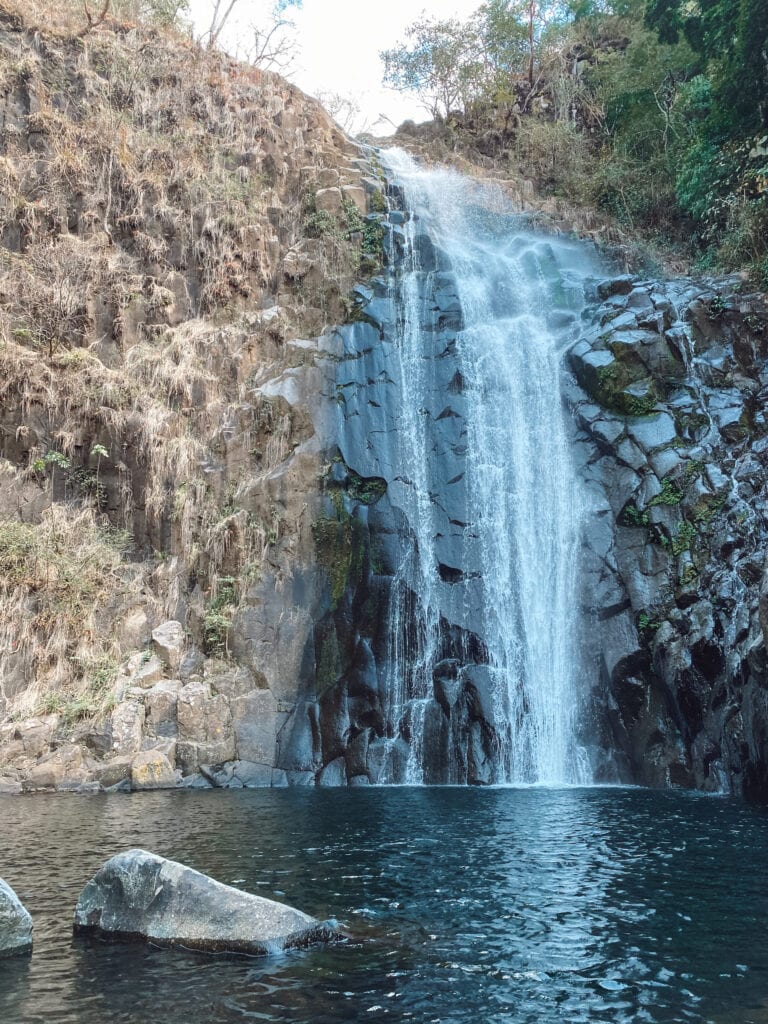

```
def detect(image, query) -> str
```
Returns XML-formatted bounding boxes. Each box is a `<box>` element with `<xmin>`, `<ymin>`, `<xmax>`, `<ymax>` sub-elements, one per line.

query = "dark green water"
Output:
<box><xmin>1</xmin><ymin>786</ymin><xmax>767</xmax><ymax>1023</ymax></box>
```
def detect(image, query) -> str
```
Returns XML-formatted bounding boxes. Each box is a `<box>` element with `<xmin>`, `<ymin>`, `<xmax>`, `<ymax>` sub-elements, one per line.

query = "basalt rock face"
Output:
<box><xmin>73</xmin><ymin>849</ymin><xmax>340</xmax><ymax>954</ymax></box>
<box><xmin>569</xmin><ymin>274</ymin><xmax>768</xmax><ymax>799</ymax></box>
<box><xmin>276</xmin><ymin>206</ymin><xmax>498</xmax><ymax>785</ymax></box>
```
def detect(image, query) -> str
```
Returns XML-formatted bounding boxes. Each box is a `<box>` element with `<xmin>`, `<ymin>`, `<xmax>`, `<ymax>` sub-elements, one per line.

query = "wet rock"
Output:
<box><xmin>572</xmin><ymin>275</ymin><xmax>768</xmax><ymax>797</ymax></box>
<box><xmin>318</xmin><ymin>757</ymin><xmax>347</xmax><ymax>787</ymax></box>
<box><xmin>73</xmin><ymin>849</ymin><xmax>342</xmax><ymax>955</ymax></box>
<box><xmin>626</xmin><ymin>412</ymin><xmax>677</xmax><ymax>451</ymax></box>
<box><xmin>597</xmin><ymin>275</ymin><xmax>633</xmax><ymax>300</ymax></box>
<box><xmin>0</xmin><ymin>878</ymin><xmax>32</xmax><ymax>957</ymax></box>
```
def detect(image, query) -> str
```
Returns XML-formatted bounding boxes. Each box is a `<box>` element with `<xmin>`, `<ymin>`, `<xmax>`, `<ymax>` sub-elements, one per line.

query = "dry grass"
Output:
<box><xmin>0</xmin><ymin>0</ymin><xmax>375</xmax><ymax>722</ymax></box>
<box><xmin>0</xmin><ymin>505</ymin><xmax>142</xmax><ymax>715</ymax></box>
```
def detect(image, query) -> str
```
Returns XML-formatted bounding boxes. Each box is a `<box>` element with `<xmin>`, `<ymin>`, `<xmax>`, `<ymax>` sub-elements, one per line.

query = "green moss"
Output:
<box><xmin>648</xmin><ymin>477</ymin><xmax>684</xmax><ymax>507</ymax></box>
<box><xmin>594</xmin><ymin>362</ymin><xmax>658</xmax><ymax>415</ymax></box>
<box><xmin>316</xmin><ymin>622</ymin><xmax>341</xmax><ymax>693</ymax></box>
<box><xmin>692</xmin><ymin>492</ymin><xmax>727</xmax><ymax>525</ymax></box>
<box><xmin>346</xmin><ymin>469</ymin><xmax>387</xmax><ymax>505</ymax></box>
<box><xmin>683</xmin><ymin>459</ymin><xmax>705</xmax><ymax>482</ymax></box>
<box><xmin>202</xmin><ymin>576</ymin><xmax>236</xmax><ymax>657</ymax></box>
<box><xmin>680</xmin><ymin>563</ymin><xmax>699</xmax><ymax>586</ymax></box>
<box><xmin>313</xmin><ymin>502</ymin><xmax>366</xmax><ymax>609</ymax></box>
<box><xmin>619</xmin><ymin>502</ymin><xmax>650</xmax><ymax>528</ymax></box>
<box><xmin>671</xmin><ymin>521</ymin><xmax>697</xmax><ymax>555</ymax></box>
<box><xmin>638</xmin><ymin>611</ymin><xmax>661</xmax><ymax>633</ymax></box>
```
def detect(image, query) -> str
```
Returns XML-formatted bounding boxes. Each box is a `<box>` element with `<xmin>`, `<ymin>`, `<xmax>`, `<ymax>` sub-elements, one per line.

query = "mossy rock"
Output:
<box><xmin>312</xmin><ymin>505</ymin><xmax>367</xmax><ymax>610</ymax></box>
<box><xmin>595</xmin><ymin>361</ymin><xmax>658</xmax><ymax>416</ymax></box>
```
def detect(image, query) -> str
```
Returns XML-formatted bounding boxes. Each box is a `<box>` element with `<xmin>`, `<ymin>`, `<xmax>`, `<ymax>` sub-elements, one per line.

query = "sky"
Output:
<box><xmin>187</xmin><ymin>0</ymin><xmax>480</xmax><ymax>133</ymax></box>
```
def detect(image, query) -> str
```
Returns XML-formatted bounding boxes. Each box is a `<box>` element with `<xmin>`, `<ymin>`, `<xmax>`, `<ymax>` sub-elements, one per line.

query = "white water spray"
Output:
<box><xmin>383</xmin><ymin>149</ymin><xmax>597</xmax><ymax>784</ymax></box>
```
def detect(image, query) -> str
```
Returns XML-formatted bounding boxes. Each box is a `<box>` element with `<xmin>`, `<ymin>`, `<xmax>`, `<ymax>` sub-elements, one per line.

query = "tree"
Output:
<box><xmin>645</xmin><ymin>0</ymin><xmax>767</xmax><ymax>135</ymax></box>
<box><xmin>381</xmin><ymin>17</ymin><xmax>488</xmax><ymax>119</ymax></box>
<box><xmin>240</xmin><ymin>0</ymin><xmax>303</xmax><ymax>72</ymax></box>
<box><xmin>204</xmin><ymin>0</ymin><xmax>302</xmax><ymax>54</ymax></box>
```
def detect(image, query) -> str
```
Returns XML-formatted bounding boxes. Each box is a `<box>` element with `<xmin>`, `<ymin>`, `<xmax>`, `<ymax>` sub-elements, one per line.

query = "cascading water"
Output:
<box><xmin>379</xmin><ymin>149</ymin><xmax>600</xmax><ymax>785</ymax></box>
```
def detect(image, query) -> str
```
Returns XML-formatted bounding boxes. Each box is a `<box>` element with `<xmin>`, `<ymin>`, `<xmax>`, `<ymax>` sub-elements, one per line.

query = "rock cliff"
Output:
<box><xmin>0</xmin><ymin>4</ymin><xmax>387</xmax><ymax>791</ymax></box>
<box><xmin>2</xmin><ymin>5</ymin><xmax>768</xmax><ymax>801</ymax></box>
<box><xmin>570</xmin><ymin>274</ymin><xmax>768</xmax><ymax>799</ymax></box>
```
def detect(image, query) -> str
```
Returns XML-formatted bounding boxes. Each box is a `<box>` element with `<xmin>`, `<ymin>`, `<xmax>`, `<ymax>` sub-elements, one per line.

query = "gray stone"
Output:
<box><xmin>177</xmin><ymin>682</ymin><xmax>234</xmax><ymax>770</ymax></box>
<box><xmin>91</xmin><ymin>758</ymin><xmax>132</xmax><ymax>789</ymax></box>
<box><xmin>73</xmin><ymin>850</ymin><xmax>341</xmax><ymax>955</ymax></box>
<box><xmin>179</xmin><ymin>773</ymin><xmax>213</xmax><ymax>789</ymax></box>
<box><xmin>318</xmin><ymin>757</ymin><xmax>347</xmax><ymax>787</ymax></box>
<box><xmin>133</xmin><ymin>655</ymin><xmax>165</xmax><ymax>689</ymax></box>
<box><xmin>597</xmin><ymin>275</ymin><xmax>633</xmax><ymax>300</ymax></box>
<box><xmin>144</xmin><ymin>680</ymin><xmax>182</xmax><ymax>737</ymax></box>
<box><xmin>179</xmin><ymin>647</ymin><xmax>205</xmax><ymax>682</ymax></box>
<box><xmin>315</xmin><ymin>187</ymin><xmax>343</xmax><ymax>215</ymax></box>
<box><xmin>233</xmin><ymin>690</ymin><xmax>287</xmax><ymax>765</ymax></box>
<box><xmin>151</xmin><ymin>621</ymin><xmax>185</xmax><ymax>675</ymax></box>
<box><xmin>232</xmin><ymin>760</ymin><xmax>274</xmax><ymax>787</ymax></box>
<box><xmin>130</xmin><ymin>750</ymin><xmax>177</xmax><ymax>790</ymax></box>
<box><xmin>626</xmin><ymin>413</ymin><xmax>677</xmax><ymax>451</ymax></box>
<box><xmin>0</xmin><ymin>878</ymin><xmax>32</xmax><ymax>957</ymax></box>
<box><xmin>110</xmin><ymin>701</ymin><xmax>145</xmax><ymax>757</ymax></box>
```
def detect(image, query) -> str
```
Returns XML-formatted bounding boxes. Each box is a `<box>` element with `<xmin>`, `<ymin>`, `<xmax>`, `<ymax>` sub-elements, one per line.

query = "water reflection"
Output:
<box><xmin>1</xmin><ymin>787</ymin><xmax>767</xmax><ymax>1023</ymax></box>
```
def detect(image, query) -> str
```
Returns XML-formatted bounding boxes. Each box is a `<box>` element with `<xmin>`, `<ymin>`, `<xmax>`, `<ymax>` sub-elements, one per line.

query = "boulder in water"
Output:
<box><xmin>0</xmin><ymin>878</ymin><xmax>32</xmax><ymax>956</ymax></box>
<box><xmin>73</xmin><ymin>849</ymin><xmax>341</xmax><ymax>955</ymax></box>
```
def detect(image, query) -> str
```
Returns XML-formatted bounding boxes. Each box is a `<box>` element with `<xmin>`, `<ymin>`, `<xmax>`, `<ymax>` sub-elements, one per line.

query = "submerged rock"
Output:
<box><xmin>0</xmin><ymin>878</ymin><xmax>32</xmax><ymax>957</ymax></box>
<box><xmin>73</xmin><ymin>849</ymin><xmax>341</xmax><ymax>955</ymax></box>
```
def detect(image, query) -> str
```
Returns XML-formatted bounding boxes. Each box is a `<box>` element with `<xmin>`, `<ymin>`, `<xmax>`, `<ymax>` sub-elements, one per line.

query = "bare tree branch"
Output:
<box><xmin>79</xmin><ymin>0</ymin><xmax>111</xmax><ymax>37</ymax></box>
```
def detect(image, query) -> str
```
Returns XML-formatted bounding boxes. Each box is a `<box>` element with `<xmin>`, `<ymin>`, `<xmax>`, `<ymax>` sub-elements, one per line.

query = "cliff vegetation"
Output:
<box><xmin>381</xmin><ymin>0</ymin><xmax>768</xmax><ymax>285</ymax></box>
<box><xmin>0</xmin><ymin>0</ymin><xmax>384</xmax><ymax>783</ymax></box>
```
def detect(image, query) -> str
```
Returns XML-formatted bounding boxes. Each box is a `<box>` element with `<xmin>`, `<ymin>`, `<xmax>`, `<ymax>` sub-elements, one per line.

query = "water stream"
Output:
<box><xmin>379</xmin><ymin>150</ymin><xmax>601</xmax><ymax>784</ymax></box>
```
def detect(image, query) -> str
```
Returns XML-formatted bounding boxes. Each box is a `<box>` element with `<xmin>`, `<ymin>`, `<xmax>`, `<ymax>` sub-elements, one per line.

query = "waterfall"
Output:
<box><xmin>379</xmin><ymin>149</ymin><xmax>597</xmax><ymax>785</ymax></box>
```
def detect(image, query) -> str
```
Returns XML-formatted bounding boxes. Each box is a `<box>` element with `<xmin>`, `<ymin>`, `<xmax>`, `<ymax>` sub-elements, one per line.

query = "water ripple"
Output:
<box><xmin>1</xmin><ymin>787</ymin><xmax>768</xmax><ymax>1023</ymax></box>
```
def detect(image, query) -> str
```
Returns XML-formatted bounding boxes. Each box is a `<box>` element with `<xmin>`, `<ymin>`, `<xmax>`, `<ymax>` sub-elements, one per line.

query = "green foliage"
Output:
<box><xmin>312</xmin><ymin>500</ymin><xmax>365</xmax><ymax>610</ymax></box>
<box><xmin>203</xmin><ymin>576</ymin><xmax>236</xmax><ymax>657</ymax></box>
<box><xmin>32</xmin><ymin>450</ymin><xmax>71</xmax><ymax>474</ymax></box>
<box><xmin>381</xmin><ymin>15</ymin><xmax>488</xmax><ymax>119</ymax></box>
<box><xmin>0</xmin><ymin>510</ymin><xmax>129</xmax><ymax>627</ymax></box>
<box><xmin>620</xmin><ymin>501</ymin><xmax>650</xmax><ymax>527</ymax></box>
<box><xmin>345</xmin><ymin>470</ymin><xmax>387</xmax><ymax>505</ymax></box>
<box><xmin>670</xmin><ymin>519</ymin><xmax>697</xmax><ymax>554</ymax></box>
<box><xmin>638</xmin><ymin>611</ymin><xmax>661</xmax><ymax>631</ymax></box>
<box><xmin>113</xmin><ymin>0</ymin><xmax>191</xmax><ymax>27</ymax></box>
<box><xmin>39</xmin><ymin>653</ymin><xmax>120</xmax><ymax>724</ymax></box>
<box><xmin>382</xmin><ymin>0</ymin><xmax>768</xmax><ymax>280</ymax></box>
<box><xmin>648</xmin><ymin>476</ymin><xmax>683</xmax><ymax>506</ymax></box>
